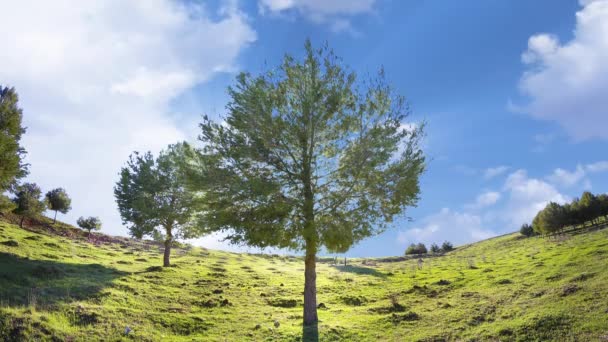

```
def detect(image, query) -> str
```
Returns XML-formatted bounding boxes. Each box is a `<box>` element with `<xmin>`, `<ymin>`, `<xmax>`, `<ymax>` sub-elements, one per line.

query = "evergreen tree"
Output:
<box><xmin>0</xmin><ymin>86</ymin><xmax>28</xmax><ymax>191</ymax></box>
<box><xmin>185</xmin><ymin>41</ymin><xmax>425</xmax><ymax>326</ymax></box>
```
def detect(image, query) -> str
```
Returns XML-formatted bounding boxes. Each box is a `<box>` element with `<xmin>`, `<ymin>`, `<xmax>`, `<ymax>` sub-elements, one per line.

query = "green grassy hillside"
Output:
<box><xmin>1</xmin><ymin>218</ymin><xmax>607</xmax><ymax>341</ymax></box>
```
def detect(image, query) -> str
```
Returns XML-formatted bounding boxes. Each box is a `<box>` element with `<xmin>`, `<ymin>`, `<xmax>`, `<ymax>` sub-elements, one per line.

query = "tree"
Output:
<box><xmin>405</xmin><ymin>243</ymin><xmax>427</xmax><ymax>255</ymax></box>
<box><xmin>12</xmin><ymin>183</ymin><xmax>46</xmax><ymax>228</ymax></box>
<box><xmin>45</xmin><ymin>188</ymin><xmax>72</xmax><ymax>223</ymax></box>
<box><xmin>441</xmin><ymin>241</ymin><xmax>454</xmax><ymax>252</ymax></box>
<box><xmin>430</xmin><ymin>243</ymin><xmax>441</xmax><ymax>253</ymax></box>
<box><xmin>115</xmin><ymin>143</ymin><xmax>199</xmax><ymax>267</ymax></box>
<box><xmin>0</xmin><ymin>86</ymin><xmax>28</xmax><ymax>191</ymax></box>
<box><xmin>185</xmin><ymin>41</ymin><xmax>425</xmax><ymax>326</ymax></box>
<box><xmin>534</xmin><ymin>202</ymin><xmax>567</xmax><ymax>235</ymax></box>
<box><xmin>77</xmin><ymin>216</ymin><xmax>102</xmax><ymax>234</ymax></box>
<box><xmin>520</xmin><ymin>223</ymin><xmax>534</xmax><ymax>237</ymax></box>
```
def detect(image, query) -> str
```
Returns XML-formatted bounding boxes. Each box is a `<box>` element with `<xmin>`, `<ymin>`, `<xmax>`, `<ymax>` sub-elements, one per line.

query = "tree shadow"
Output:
<box><xmin>302</xmin><ymin>323</ymin><xmax>319</xmax><ymax>342</ymax></box>
<box><xmin>330</xmin><ymin>265</ymin><xmax>387</xmax><ymax>278</ymax></box>
<box><xmin>0</xmin><ymin>252</ymin><xmax>127</xmax><ymax>307</ymax></box>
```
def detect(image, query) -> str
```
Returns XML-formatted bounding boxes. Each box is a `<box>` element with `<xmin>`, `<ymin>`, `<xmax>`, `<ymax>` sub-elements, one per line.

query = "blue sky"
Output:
<box><xmin>2</xmin><ymin>0</ymin><xmax>607</xmax><ymax>257</ymax></box>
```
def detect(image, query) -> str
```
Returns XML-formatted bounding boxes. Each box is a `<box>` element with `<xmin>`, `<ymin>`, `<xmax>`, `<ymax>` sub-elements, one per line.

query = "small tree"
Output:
<box><xmin>115</xmin><ymin>143</ymin><xmax>200</xmax><ymax>267</ymax></box>
<box><xmin>441</xmin><ymin>241</ymin><xmax>454</xmax><ymax>252</ymax></box>
<box><xmin>186</xmin><ymin>41</ymin><xmax>425</xmax><ymax>326</ymax></box>
<box><xmin>0</xmin><ymin>86</ymin><xmax>29</xmax><ymax>192</ymax></box>
<box><xmin>12</xmin><ymin>183</ymin><xmax>46</xmax><ymax>228</ymax></box>
<box><xmin>45</xmin><ymin>188</ymin><xmax>72</xmax><ymax>223</ymax></box>
<box><xmin>77</xmin><ymin>216</ymin><xmax>102</xmax><ymax>235</ymax></box>
<box><xmin>405</xmin><ymin>243</ymin><xmax>427</xmax><ymax>255</ymax></box>
<box><xmin>430</xmin><ymin>243</ymin><xmax>441</xmax><ymax>253</ymax></box>
<box><xmin>520</xmin><ymin>223</ymin><xmax>535</xmax><ymax>237</ymax></box>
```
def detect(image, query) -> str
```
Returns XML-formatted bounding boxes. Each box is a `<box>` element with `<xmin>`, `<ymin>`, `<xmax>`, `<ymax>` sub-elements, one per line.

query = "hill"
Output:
<box><xmin>1</xmin><ymin>217</ymin><xmax>607</xmax><ymax>341</ymax></box>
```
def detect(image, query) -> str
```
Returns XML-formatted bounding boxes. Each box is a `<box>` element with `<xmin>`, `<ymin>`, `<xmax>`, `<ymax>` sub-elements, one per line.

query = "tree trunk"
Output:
<box><xmin>20</xmin><ymin>216</ymin><xmax>24</xmax><ymax>228</ymax></box>
<box><xmin>303</xmin><ymin>243</ymin><xmax>318</xmax><ymax>326</ymax></box>
<box><xmin>53</xmin><ymin>211</ymin><xmax>57</xmax><ymax>224</ymax></box>
<box><xmin>163</xmin><ymin>226</ymin><xmax>173</xmax><ymax>267</ymax></box>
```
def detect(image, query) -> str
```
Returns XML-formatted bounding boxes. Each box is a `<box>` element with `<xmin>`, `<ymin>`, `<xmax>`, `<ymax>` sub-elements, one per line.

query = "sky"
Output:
<box><xmin>1</xmin><ymin>0</ymin><xmax>607</xmax><ymax>257</ymax></box>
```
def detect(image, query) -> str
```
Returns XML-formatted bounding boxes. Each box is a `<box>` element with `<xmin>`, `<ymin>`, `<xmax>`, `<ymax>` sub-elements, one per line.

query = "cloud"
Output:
<box><xmin>258</xmin><ymin>0</ymin><xmax>376</xmax><ymax>32</ymax></box>
<box><xmin>484</xmin><ymin>166</ymin><xmax>510</xmax><ymax>180</ymax></box>
<box><xmin>503</xmin><ymin>169</ymin><xmax>569</xmax><ymax>227</ymax></box>
<box><xmin>465</xmin><ymin>191</ymin><xmax>501</xmax><ymax>210</ymax></box>
<box><xmin>546</xmin><ymin>165</ymin><xmax>587</xmax><ymax>187</ymax></box>
<box><xmin>517</xmin><ymin>0</ymin><xmax>608</xmax><ymax>140</ymax></box>
<box><xmin>0</xmin><ymin>1</ymin><xmax>256</xmax><ymax>238</ymax></box>
<box><xmin>398</xmin><ymin>208</ymin><xmax>495</xmax><ymax>246</ymax></box>
<box><xmin>586</xmin><ymin>161</ymin><xmax>608</xmax><ymax>172</ymax></box>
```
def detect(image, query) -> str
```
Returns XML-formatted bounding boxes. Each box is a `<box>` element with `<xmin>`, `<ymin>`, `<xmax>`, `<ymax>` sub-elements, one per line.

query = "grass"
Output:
<box><xmin>1</xmin><ymin>218</ymin><xmax>608</xmax><ymax>341</ymax></box>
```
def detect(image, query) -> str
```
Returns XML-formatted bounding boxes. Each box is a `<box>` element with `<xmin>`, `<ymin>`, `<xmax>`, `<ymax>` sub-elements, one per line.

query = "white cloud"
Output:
<box><xmin>484</xmin><ymin>166</ymin><xmax>510</xmax><ymax>180</ymax></box>
<box><xmin>398</xmin><ymin>208</ymin><xmax>495</xmax><ymax>246</ymax></box>
<box><xmin>465</xmin><ymin>191</ymin><xmax>501</xmax><ymax>210</ymax></box>
<box><xmin>258</xmin><ymin>0</ymin><xmax>376</xmax><ymax>32</ymax></box>
<box><xmin>586</xmin><ymin>161</ymin><xmax>608</xmax><ymax>172</ymax></box>
<box><xmin>517</xmin><ymin>0</ymin><xmax>608</xmax><ymax>140</ymax></box>
<box><xmin>0</xmin><ymin>1</ymin><xmax>256</xmax><ymax>241</ymax></box>
<box><xmin>503</xmin><ymin>169</ymin><xmax>569</xmax><ymax>227</ymax></box>
<box><xmin>546</xmin><ymin>165</ymin><xmax>586</xmax><ymax>187</ymax></box>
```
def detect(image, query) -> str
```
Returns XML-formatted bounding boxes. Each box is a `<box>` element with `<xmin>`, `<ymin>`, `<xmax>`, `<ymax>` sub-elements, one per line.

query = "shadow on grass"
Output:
<box><xmin>302</xmin><ymin>323</ymin><xmax>319</xmax><ymax>342</ymax></box>
<box><xmin>330</xmin><ymin>265</ymin><xmax>387</xmax><ymax>278</ymax></box>
<box><xmin>0</xmin><ymin>252</ymin><xmax>126</xmax><ymax>307</ymax></box>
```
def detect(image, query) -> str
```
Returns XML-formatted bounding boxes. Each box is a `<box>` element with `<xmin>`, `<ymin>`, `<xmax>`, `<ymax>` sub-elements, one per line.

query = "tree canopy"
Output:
<box><xmin>0</xmin><ymin>86</ymin><xmax>28</xmax><ymax>191</ymax></box>
<box><xmin>77</xmin><ymin>216</ymin><xmax>102</xmax><ymax>234</ymax></box>
<box><xmin>185</xmin><ymin>40</ymin><xmax>425</xmax><ymax>326</ymax></box>
<box><xmin>12</xmin><ymin>182</ymin><xmax>46</xmax><ymax>227</ymax></box>
<box><xmin>45</xmin><ymin>188</ymin><xmax>72</xmax><ymax>223</ymax></box>
<box><xmin>405</xmin><ymin>243</ymin><xmax>428</xmax><ymax>255</ymax></box>
<box><xmin>532</xmin><ymin>191</ymin><xmax>608</xmax><ymax>235</ymax></box>
<box><xmin>115</xmin><ymin>143</ymin><xmax>199</xmax><ymax>267</ymax></box>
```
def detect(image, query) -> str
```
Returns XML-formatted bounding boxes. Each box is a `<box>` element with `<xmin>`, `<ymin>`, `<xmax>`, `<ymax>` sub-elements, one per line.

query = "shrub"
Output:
<box><xmin>441</xmin><ymin>241</ymin><xmax>454</xmax><ymax>252</ymax></box>
<box><xmin>520</xmin><ymin>223</ymin><xmax>535</xmax><ymax>237</ymax></box>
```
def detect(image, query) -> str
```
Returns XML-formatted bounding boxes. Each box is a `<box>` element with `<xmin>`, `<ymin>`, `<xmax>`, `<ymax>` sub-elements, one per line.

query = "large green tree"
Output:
<box><xmin>185</xmin><ymin>41</ymin><xmax>425</xmax><ymax>326</ymax></box>
<box><xmin>12</xmin><ymin>183</ymin><xmax>46</xmax><ymax>228</ymax></box>
<box><xmin>115</xmin><ymin>143</ymin><xmax>198</xmax><ymax>267</ymax></box>
<box><xmin>45</xmin><ymin>188</ymin><xmax>72</xmax><ymax>223</ymax></box>
<box><xmin>0</xmin><ymin>86</ymin><xmax>28</xmax><ymax>191</ymax></box>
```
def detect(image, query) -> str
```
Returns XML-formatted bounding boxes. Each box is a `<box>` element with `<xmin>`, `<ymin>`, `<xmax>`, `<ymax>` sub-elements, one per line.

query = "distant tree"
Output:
<box><xmin>441</xmin><ymin>241</ymin><xmax>454</xmax><ymax>252</ymax></box>
<box><xmin>0</xmin><ymin>195</ymin><xmax>16</xmax><ymax>214</ymax></box>
<box><xmin>430</xmin><ymin>243</ymin><xmax>441</xmax><ymax>254</ymax></box>
<box><xmin>45</xmin><ymin>188</ymin><xmax>72</xmax><ymax>223</ymax></box>
<box><xmin>115</xmin><ymin>143</ymin><xmax>200</xmax><ymax>267</ymax></box>
<box><xmin>12</xmin><ymin>183</ymin><xmax>46</xmax><ymax>228</ymax></box>
<box><xmin>184</xmin><ymin>41</ymin><xmax>425</xmax><ymax>326</ymax></box>
<box><xmin>405</xmin><ymin>243</ymin><xmax>427</xmax><ymax>255</ymax></box>
<box><xmin>77</xmin><ymin>216</ymin><xmax>102</xmax><ymax>235</ymax></box>
<box><xmin>520</xmin><ymin>223</ymin><xmax>535</xmax><ymax>237</ymax></box>
<box><xmin>598</xmin><ymin>194</ymin><xmax>608</xmax><ymax>222</ymax></box>
<box><xmin>534</xmin><ymin>202</ymin><xmax>567</xmax><ymax>235</ymax></box>
<box><xmin>579</xmin><ymin>191</ymin><xmax>601</xmax><ymax>225</ymax></box>
<box><xmin>0</xmin><ymin>86</ymin><xmax>28</xmax><ymax>191</ymax></box>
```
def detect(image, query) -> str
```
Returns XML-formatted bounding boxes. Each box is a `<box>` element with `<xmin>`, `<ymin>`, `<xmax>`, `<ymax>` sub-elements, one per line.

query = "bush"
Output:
<box><xmin>441</xmin><ymin>241</ymin><xmax>454</xmax><ymax>252</ymax></box>
<box><xmin>520</xmin><ymin>223</ymin><xmax>535</xmax><ymax>237</ymax></box>
<box><xmin>405</xmin><ymin>243</ymin><xmax>427</xmax><ymax>255</ymax></box>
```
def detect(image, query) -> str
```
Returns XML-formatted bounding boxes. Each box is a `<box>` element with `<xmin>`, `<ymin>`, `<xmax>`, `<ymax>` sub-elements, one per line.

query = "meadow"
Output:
<box><xmin>1</xmin><ymin>217</ymin><xmax>607</xmax><ymax>341</ymax></box>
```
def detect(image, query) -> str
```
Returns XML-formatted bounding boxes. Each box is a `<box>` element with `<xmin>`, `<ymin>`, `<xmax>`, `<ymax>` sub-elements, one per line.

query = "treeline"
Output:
<box><xmin>524</xmin><ymin>191</ymin><xmax>608</xmax><ymax>236</ymax></box>
<box><xmin>405</xmin><ymin>241</ymin><xmax>454</xmax><ymax>255</ymax></box>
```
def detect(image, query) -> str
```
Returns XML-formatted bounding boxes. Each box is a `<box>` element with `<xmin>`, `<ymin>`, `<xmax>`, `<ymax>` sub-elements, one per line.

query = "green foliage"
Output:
<box><xmin>520</xmin><ymin>223</ymin><xmax>535</xmax><ymax>237</ymax></box>
<box><xmin>441</xmin><ymin>241</ymin><xmax>454</xmax><ymax>252</ymax></box>
<box><xmin>531</xmin><ymin>191</ymin><xmax>608</xmax><ymax>235</ymax></box>
<box><xmin>187</xmin><ymin>40</ymin><xmax>425</xmax><ymax>253</ymax></box>
<box><xmin>429</xmin><ymin>243</ymin><xmax>441</xmax><ymax>253</ymax></box>
<box><xmin>12</xmin><ymin>183</ymin><xmax>46</xmax><ymax>225</ymax></box>
<box><xmin>0</xmin><ymin>195</ymin><xmax>16</xmax><ymax>213</ymax></box>
<box><xmin>405</xmin><ymin>243</ymin><xmax>427</xmax><ymax>255</ymax></box>
<box><xmin>45</xmin><ymin>188</ymin><xmax>72</xmax><ymax>223</ymax></box>
<box><xmin>115</xmin><ymin>143</ymin><xmax>198</xmax><ymax>240</ymax></box>
<box><xmin>0</xmin><ymin>86</ymin><xmax>28</xmax><ymax>192</ymax></box>
<box><xmin>76</xmin><ymin>216</ymin><xmax>101</xmax><ymax>233</ymax></box>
